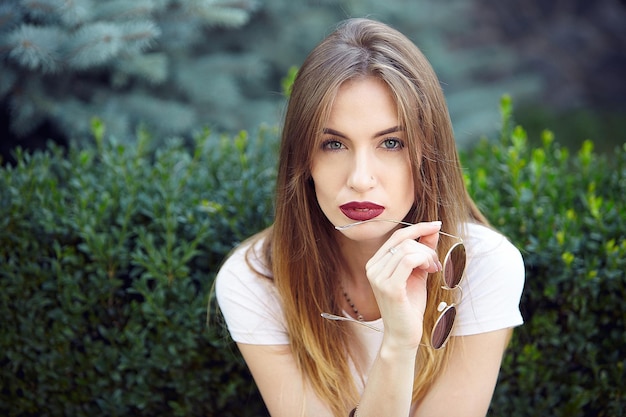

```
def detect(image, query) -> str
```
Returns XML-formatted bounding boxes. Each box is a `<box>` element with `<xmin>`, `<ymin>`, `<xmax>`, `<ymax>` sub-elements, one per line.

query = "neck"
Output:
<box><xmin>337</xmin><ymin>235</ymin><xmax>381</xmax><ymax>320</ymax></box>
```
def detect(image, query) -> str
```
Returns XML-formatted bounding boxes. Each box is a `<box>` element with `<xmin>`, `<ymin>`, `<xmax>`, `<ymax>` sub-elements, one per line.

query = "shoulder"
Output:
<box><xmin>215</xmin><ymin>237</ymin><xmax>271</xmax><ymax>311</ymax></box>
<box><xmin>216</xmin><ymin>236</ymin><xmax>271</xmax><ymax>285</ymax></box>
<box><xmin>463</xmin><ymin>223</ymin><xmax>525</xmax><ymax>287</ymax></box>
<box><xmin>215</xmin><ymin>237</ymin><xmax>289</xmax><ymax>344</ymax></box>
<box><xmin>464</xmin><ymin>222</ymin><xmax>524</xmax><ymax>266</ymax></box>
<box><xmin>453</xmin><ymin>223</ymin><xmax>525</xmax><ymax>336</ymax></box>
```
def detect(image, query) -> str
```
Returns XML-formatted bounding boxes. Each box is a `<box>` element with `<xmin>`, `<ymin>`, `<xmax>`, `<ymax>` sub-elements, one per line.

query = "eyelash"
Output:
<box><xmin>321</xmin><ymin>138</ymin><xmax>405</xmax><ymax>151</ymax></box>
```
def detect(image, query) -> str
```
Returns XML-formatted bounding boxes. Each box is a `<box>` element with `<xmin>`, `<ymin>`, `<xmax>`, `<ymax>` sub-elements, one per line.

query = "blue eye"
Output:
<box><xmin>322</xmin><ymin>139</ymin><xmax>345</xmax><ymax>151</ymax></box>
<box><xmin>382</xmin><ymin>138</ymin><xmax>404</xmax><ymax>150</ymax></box>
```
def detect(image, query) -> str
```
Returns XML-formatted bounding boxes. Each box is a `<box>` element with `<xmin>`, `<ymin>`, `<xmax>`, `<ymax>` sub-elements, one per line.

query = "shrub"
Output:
<box><xmin>0</xmin><ymin>122</ymin><xmax>276</xmax><ymax>416</ymax></box>
<box><xmin>467</xmin><ymin>97</ymin><xmax>626</xmax><ymax>417</ymax></box>
<box><xmin>1</xmin><ymin>98</ymin><xmax>624</xmax><ymax>416</ymax></box>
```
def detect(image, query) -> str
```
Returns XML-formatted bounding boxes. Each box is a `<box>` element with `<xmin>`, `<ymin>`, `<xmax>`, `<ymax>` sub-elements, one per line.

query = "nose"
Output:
<box><xmin>347</xmin><ymin>149</ymin><xmax>377</xmax><ymax>192</ymax></box>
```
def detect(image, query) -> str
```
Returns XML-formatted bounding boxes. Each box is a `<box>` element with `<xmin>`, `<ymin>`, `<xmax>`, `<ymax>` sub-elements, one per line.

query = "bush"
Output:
<box><xmin>1</xmin><ymin>98</ymin><xmax>624</xmax><ymax>416</ymax></box>
<box><xmin>0</xmin><ymin>122</ymin><xmax>277</xmax><ymax>416</ymax></box>
<box><xmin>466</xmin><ymin>97</ymin><xmax>626</xmax><ymax>417</ymax></box>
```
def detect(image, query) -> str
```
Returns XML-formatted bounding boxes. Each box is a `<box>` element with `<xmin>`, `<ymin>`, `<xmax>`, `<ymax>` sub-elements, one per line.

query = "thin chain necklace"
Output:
<box><xmin>341</xmin><ymin>286</ymin><xmax>364</xmax><ymax>321</ymax></box>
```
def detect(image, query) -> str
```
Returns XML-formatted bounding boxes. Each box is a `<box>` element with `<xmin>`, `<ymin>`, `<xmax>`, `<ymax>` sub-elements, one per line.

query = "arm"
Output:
<box><xmin>237</xmin><ymin>343</ymin><xmax>332</xmax><ymax>416</ymax></box>
<box><xmin>238</xmin><ymin>330</ymin><xmax>513</xmax><ymax>417</ymax></box>
<box><xmin>409</xmin><ymin>225</ymin><xmax>525</xmax><ymax>415</ymax></box>
<box><xmin>413</xmin><ymin>328</ymin><xmax>513</xmax><ymax>417</ymax></box>
<box><xmin>238</xmin><ymin>340</ymin><xmax>420</xmax><ymax>417</ymax></box>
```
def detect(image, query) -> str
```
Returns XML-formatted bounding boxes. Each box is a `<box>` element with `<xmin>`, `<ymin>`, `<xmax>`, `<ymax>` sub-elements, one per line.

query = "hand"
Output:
<box><xmin>365</xmin><ymin>221</ymin><xmax>442</xmax><ymax>350</ymax></box>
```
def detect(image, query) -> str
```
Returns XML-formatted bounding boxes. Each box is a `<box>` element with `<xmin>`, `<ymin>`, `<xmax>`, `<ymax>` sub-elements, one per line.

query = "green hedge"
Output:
<box><xmin>1</xmin><ymin>99</ymin><xmax>624</xmax><ymax>416</ymax></box>
<box><xmin>1</xmin><ymin>124</ymin><xmax>276</xmax><ymax>416</ymax></box>
<box><xmin>465</xmin><ymin>98</ymin><xmax>625</xmax><ymax>417</ymax></box>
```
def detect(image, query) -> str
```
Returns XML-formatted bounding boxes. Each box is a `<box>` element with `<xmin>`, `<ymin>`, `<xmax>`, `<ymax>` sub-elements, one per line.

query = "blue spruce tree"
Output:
<box><xmin>0</xmin><ymin>0</ymin><xmax>261</xmax><ymax>148</ymax></box>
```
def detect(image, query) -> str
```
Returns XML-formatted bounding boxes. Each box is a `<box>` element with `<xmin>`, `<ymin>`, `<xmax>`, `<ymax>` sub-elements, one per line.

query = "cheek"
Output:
<box><xmin>312</xmin><ymin>168</ymin><xmax>340</xmax><ymax>200</ymax></box>
<box><xmin>311</xmin><ymin>163</ymin><xmax>347</xmax><ymax>215</ymax></box>
<box><xmin>311</xmin><ymin>159</ymin><xmax>344</xmax><ymax>187</ymax></box>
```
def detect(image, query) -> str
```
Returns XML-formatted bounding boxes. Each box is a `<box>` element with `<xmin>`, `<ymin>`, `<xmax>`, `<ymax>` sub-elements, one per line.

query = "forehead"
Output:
<box><xmin>325</xmin><ymin>77</ymin><xmax>400</xmax><ymax>132</ymax></box>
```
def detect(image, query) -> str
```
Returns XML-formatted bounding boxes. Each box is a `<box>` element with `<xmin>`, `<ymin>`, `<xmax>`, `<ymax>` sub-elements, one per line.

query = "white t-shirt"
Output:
<box><xmin>215</xmin><ymin>222</ymin><xmax>525</xmax><ymax>376</ymax></box>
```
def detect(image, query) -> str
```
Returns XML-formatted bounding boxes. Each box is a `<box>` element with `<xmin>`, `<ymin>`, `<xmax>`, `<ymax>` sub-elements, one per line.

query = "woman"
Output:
<box><xmin>215</xmin><ymin>18</ymin><xmax>524</xmax><ymax>417</ymax></box>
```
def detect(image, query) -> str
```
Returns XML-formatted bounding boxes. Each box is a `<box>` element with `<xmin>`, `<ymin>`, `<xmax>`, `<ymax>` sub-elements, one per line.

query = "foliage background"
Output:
<box><xmin>1</xmin><ymin>0</ymin><xmax>625</xmax><ymax>161</ymax></box>
<box><xmin>1</xmin><ymin>124</ymin><xmax>278</xmax><ymax>416</ymax></box>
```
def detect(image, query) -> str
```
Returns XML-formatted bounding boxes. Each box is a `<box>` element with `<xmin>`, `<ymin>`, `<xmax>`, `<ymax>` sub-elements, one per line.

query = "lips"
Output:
<box><xmin>339</xmin><ymin>201</ymin><xmax>385</xmax><ymax>221</ymax></box>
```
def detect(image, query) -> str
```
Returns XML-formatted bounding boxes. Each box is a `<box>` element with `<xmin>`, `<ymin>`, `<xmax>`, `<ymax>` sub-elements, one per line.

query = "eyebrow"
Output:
<box><xmin>322</xmin><ymin>126</ymin><xmax>404</xmax><ymax>139</ymax></box>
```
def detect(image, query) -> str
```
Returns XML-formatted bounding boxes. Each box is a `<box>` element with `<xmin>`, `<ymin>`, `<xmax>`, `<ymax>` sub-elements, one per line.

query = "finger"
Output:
<box><xmin>416</xmin><ymin>226</ymin><xmax>440</xmax><ymax>251</ymax></box>
<box><xmin>398</xmin><ymin>242</ymin><xmax>440</xmax><ymax>273</ymax></box>
<box><xmin>368</xmin><ymin>221</ymin><xmax>442</xmax><ymax>266</ymax></box>
<box><xmin>368</xmin><ymin>240</ymin><xmax>440</xmax><ymax>286</ymax></box>
<box><xmin>367</xmin><ymin>254</ymin><xmax>437</xmax><ymax>305</ymax></box>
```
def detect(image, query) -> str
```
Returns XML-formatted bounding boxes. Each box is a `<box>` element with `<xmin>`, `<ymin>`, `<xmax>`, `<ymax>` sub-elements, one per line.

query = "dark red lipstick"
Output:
<box><xmin>339</xmin><ymin>201</ymin><xmax>384</xmax><ymax>221</ymax></box>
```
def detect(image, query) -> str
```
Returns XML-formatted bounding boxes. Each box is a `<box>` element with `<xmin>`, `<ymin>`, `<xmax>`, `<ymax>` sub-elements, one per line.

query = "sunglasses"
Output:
<box><xmin>321</xmin><ymin>219</ymin><xmax>466</xmax><ymax>350</ymax></box>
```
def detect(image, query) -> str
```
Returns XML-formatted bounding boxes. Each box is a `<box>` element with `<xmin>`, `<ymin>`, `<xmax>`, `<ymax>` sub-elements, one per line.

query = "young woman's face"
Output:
<box><xmin>310</xmin><ymin>77</ymin><xmax>415</xmax><ymax>239</ymax></box>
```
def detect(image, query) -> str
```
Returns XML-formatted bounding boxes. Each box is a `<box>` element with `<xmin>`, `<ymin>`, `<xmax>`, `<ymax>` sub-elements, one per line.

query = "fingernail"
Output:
<box><xmin>430</xmin><ymin>221</ymin><xmax>442</xmax><ymax>226</ymax></box>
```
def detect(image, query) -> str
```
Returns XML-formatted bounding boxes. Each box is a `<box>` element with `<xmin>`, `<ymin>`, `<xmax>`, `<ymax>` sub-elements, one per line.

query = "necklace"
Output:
<box><xmin>341</xmin><ymin>287</ymin><xmax>364</xmax><ymax>322</ymax></box>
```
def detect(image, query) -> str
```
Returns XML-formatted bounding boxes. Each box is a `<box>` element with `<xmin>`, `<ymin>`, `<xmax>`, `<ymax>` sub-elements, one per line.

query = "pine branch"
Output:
<box><xmin>94</xmin><ymin>0</ymin><xmax>157</xmax><ymax>21</ymax></box>
<box><xmin>56</xmin><ymin>0</ymin><xmax>94</xmax><ymax>26</ymax></box>
<box><xmin>65</xmin><ymin>22</ymin><xmax>125</xmax><ymax>69</ymax></box>
<box><xmin>113</xmin><ymin>53</ymin><xmax>168</xmax><ymax>85</ymax></box>
<box><xmin>0</xmin><ymin>2</ymin><xmax>23</xmax><ymax>32</ymax></box>
<box><xmin>6</xmin><ymin>24</ymin><xmax>63</xmax><ymax>72</ymax></box>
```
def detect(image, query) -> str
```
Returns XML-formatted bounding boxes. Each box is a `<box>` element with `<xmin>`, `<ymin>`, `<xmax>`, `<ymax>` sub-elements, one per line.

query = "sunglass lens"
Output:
<box><xmin>432</xmin><ymin>305</ymin><xmax>456</xmax><ymax>349</ymax></box>
<box><xmin>443</xmin><ymin>243</ymin><xmax>466</xmax><ymax>288</ymax></box>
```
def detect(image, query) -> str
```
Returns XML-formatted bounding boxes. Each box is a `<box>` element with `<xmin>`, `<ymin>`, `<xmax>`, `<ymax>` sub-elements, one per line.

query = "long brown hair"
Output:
<box><xmin>246</xmin><ymin>18</ymin><xmax>489</xmax><ymax>416</ymax></box>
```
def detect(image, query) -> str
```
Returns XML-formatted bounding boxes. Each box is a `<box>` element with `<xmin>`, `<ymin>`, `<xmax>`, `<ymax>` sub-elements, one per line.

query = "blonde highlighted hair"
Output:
<box><xmin>245</xmin><ymin>18</ymin><xmax>490</xmax><ymax>417</ymax></box>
